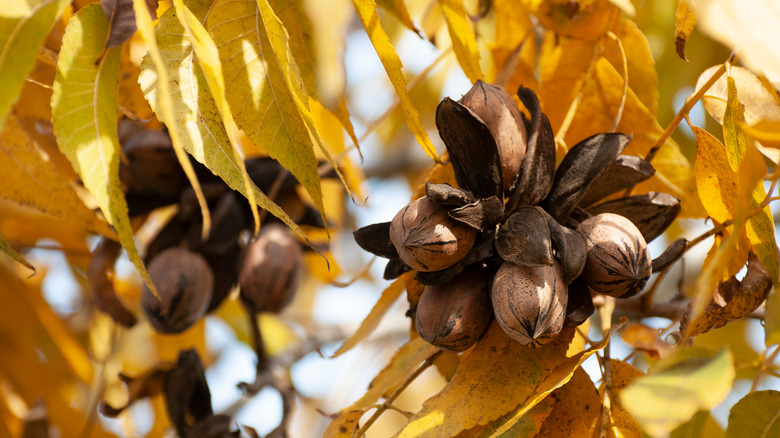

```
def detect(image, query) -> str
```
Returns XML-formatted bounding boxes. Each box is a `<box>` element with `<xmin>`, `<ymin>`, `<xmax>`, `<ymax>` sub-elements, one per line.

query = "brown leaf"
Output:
<box><xmin>652</xmin><ymin>238</ymin><xmax>688</xmax><ymax>273</ymax></box>
<box><xmin>674</xmin><ymin>0</ymin><xmax>696</xmax><ymax>61</ymax></box>
<box><xmin>588</xmin><ymin>192</ymin><xmax>681</xmax><ymax>243</ymax></box>
<box><xmin>508</xmin><ymin>87</ymin><xmax>555</xmax><ymax>210</ymax></box>
<box><xmin>578</xmin><ymin>155</ymin><xmax>656</xmax><ymax>208</ymax></box>
<box><xmin>101</xmin><ymin>0</ymin><xmax>158</xmax><ymax>49</ymax></box>
<box><xmin>620</xmin><ymin>322</ymin><xmax>675</xmax><ymax>359</ymax></box>
<box><xmin>436</xmin><ymin>98</ymin><xmax>503</xmax><ymax>199</ymax></box>
<box><xmin>88</xmin><ymin>238</ymin><xmax>137</xmax><ymax>327</ymax></box>
<box><xmin>99</xmin><ymin>365</ymin><xmax>171</xmax><ymax>418</ymax></box>
<box><xmin>540</xmin><ymin>133</ymin><xmax>631</xmax><ymax>223</ymax></box>
<box><xmin>495</xmin><ymin>207</ymin><xmax>554</xmax><ymax>267</ymax></box>
<box><xmin>681</xmin><ymin>253</ymin><xmax>772</xmax><ymax>337</ymax></box>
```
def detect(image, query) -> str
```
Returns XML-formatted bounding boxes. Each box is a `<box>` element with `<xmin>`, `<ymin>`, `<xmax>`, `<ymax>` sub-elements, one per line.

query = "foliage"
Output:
<box><xmin>1</xmin><ymin>0</ymin><xmax>780</xmax><ymax>437</ymax></box>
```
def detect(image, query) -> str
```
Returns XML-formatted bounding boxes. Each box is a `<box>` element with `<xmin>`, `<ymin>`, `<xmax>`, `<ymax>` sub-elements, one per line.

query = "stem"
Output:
<box><xmin>355</xmin><ymin>350</ymin><xmax>443</xmax><ymax>438</ymax></box>
<box><xmin>751</xmin><ymin>345</ymin><xmax>780</xmax><ymax>392</ymax></box>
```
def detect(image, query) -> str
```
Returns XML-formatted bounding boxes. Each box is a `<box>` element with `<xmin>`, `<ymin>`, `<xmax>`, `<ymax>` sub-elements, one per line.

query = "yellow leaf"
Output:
<box><xmin>270</xmin><ymin>0</ymin><xmax>317</xmax><ymax>97</ymax></box>
<box><xmin>118</xmin><ymin>39</ymin><xmax>157</xmax><ymax>124</ymax></box>
<box><xmin>324</xmin><ymin>338</ymin><xmax>439</xmax><ymax>438</ymax></box>
<box><xmin>603</xmin><ymin>18</ymin><xmax>658</xmax><ymax>115</ymax></box>
<box><xmin>693</xmin><ymin>126</ymin><xmax>736</xmax><ymax>224</ymax></box>
<box><xmin>671</xmin><ymin>411</ymin><xmax>724</xmax><ymax>438</ymax></box>
<box><xmin>393</xmin><ymin>325</ymin><xmax>605</xmax><ymax>438</ymax></box>
<box><xmin>51</xmin><ymin>3</ymin><xmax>157</xmax><ymax>297</ymax></box>
<box><xmin>439</xmin><ymin>0</ymin><xmax>483</xmax><ymax>84</ymax></box>
<box><xmin>0</xmin><ymin>113</ymin><xmax>115</xmax><ymax>238</ymax></box>
<box><xmin>458</xmin><ymin>396</ymin><xmax>555</xmax><ymax>438</ymax></box>
<box><xmin>726</xmin><ymin>390</ymin><xmax>780</xmax><ymax>437</ymax></box>
<box><xmin>597</xmin><ymin>359</ymin><xmax>643</xmax><ymax>438</ymax></box>
<box><xmin>620</xmin><ymin>349</ymin><xmax>734</xmax><ymax>437</ymax></box>
<box><xmin>531</xmin><ymin>0</ymin><xmax>618</xmax><ymax>41</ymax></box>
<box><xmin>489</xmin><ymin>0</ymin><xmax>537</xmax><ymax>91</ymax></box>
<box><xmin>138</xmin><ymin>1</ymin><xmax>310</xmax><ymax>243</ymax></box>
<box><xmin>377</xmin><ymin>0</ymin><xmax>420</xmax><ymax>35</ymax></box>
<box><xmin>724</xmin><ymin>76</ymin><xmax>779</xmax><ymax>284</ymax></box>
<box><xmin>0</xmin><ymin>0</ymin><xmax>70</xmax><ymax>126</ymax></box>
<box><xmin>697</xmin><ymin>65</ymin><xmax>780</xmax><ymax>127</ymax></box>
<box><xmin>766</xmin><ymin>292</ymin><xmax>780</xmax><ymax>346</ymax></box>
<box><xmin>351</xmin><ymin>0</ymin><xmax>440</xmax><ymax>162</ymax></box>
<box><xmin>674</xmin><ymin>0</ymin><xmax>696</xmax><ymax>61</ymax></box>
<box><xmin>331</xmin><ymin>276</ymin><xmax>406</xmax><ymax>358</ymax></box>
<box><xmin>742</xmin><ymin>119</ymin><xmax>780</xmax><ymax>148</ymax></box>
<box><xmin>535</xmin><ymin>368</ymin><xmax>601</xmax><ymax>437</ymax></box>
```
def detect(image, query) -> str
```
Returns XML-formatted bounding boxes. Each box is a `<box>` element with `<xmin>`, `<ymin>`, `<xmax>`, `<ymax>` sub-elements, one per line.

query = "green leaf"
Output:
<box><xmin>0</xmin><ymin>233</ymin><xmax>34</xmax><ymax>273</ymax></box>
<box><xmin>620</xmin><ymin>349</ymin><xmax>735</xmax><ymax>437</ymax></box>
<box><xmin>51</xmin><ymin>3</ymin><xmax>156</xmax><ymax>295</ymax></box>
<box><xmin>726</xmin><ymin>390</ymin><xmax>780</xmax><ymax>438</ymax></box>
<box><xmin>0</xmin><ymin>0</ymin><xmax>70</xmax><ymax>126</ymax></box>
<box><xmin>138</xmin><ymin>0</ymin><xmax>312</xmax><ymax>244</ymax></box>
<box><xmin>206</xmin><ymin>0</ymin><xmax>325</xmax><ymax>221</ymax></box>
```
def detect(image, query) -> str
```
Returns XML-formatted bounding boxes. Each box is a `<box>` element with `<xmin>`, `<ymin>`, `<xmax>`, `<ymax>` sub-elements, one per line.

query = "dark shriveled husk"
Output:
<box><xmin>353</xmin><ymin>221</ymin><xmax>398</xmax><ymax>259</ymax></box>
<box><xmin>88</xmin><ymin>238</ymin><xmax>138</xmax><ymax>327</ymax></box>
<box><xmin>578</xmin><ymin>155</ymin><xmax>655</xmax><ymax>208</ymax></box>
<box><xmin>384</xmin><ymin>258</ymin><xmax>410</xmax><ymax>280</ymax></box>
<box><xmin>506</xmin><ymin>87</ymin><xmax>556</xmax><ymax>211</ymax></box>
<box><xmin>539</xmin><ymin>132</ymin><xmax>631</xmax><ymax>223</ymax></box>
<box><xmin>541</xmin><ymin>209</ymin><xmax>588</xmax><ymax>284</ymax></box>
<box><xmin>163</xmin><ymin>349</ymin><xmax>214</xmax><ymax>438</ymax></box>
<box><xmin>564</xmin><ymin>278</ymin><xmax>595</xmax><ymax>327</ymax></box>
<box><xmin>436</xmin><ymin>98</ymin><xmax>503</xmax><ymax>200</ymax></box>
<box><xmin>651</xmin><ymin>238</ymin><xmax>687</xmax><ymax>273</ymax></box>
<box><xmin>587</xmin><ymin>192</ymin><xmax>681</xmax><ymax>243</ymax></box>
<box><xmin>425</xmin><ymin>181</ymin><xmax>475</xmax><ymax>206</ymax></box>
<box><xmin>449</xmin><ymin>196</ymin><xmax>504</xmax><ymax>231</ymax></box>
<box><xmin>495</xmin><ymin>207</ymin><xmax>554</xmax><ymax>267</ymax></box>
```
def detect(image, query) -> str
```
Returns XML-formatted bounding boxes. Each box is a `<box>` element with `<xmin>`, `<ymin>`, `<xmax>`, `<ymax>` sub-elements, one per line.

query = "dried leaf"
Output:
<box><xmin>620</xmin><ymin>322</ymin><xmax>675</xmax><ymax>359</ymax></box>
<box><xmin>449</xmin><ymin>196</ymin><xmax>503</xmax><ymax>231</ymax></box>
<box><xmin>324</xmin><ymin>338</ymin><xmax>439</xmax><ymax>438</ymax></box>
<box><xmin>587</xmin><ymin>192</ymin><xmax>681</xmax><ymax>243</ymax></box>
<box><xmin>331</xmin><ymin>276</ymin><xmax>406</xmax><ymax>357</ymax></box>
<box><xmin>681</xmin><ymin>253</ymin><xmax>772</xmax><ymax>337</ymax></box>
<box><xmin>578</xmin><ymin>155</ymin><xmax>655</xmax><ymax>208</ymax></box>
<box><xmin>99</xmin><ymin>366</ymin><xmax>170</xmax><ymax>417</ymax></box>
<box><xmin>651</xmin><ymin>238</ymin><xmax>687</xmax><ymax>273</ymax></box>
<box><xmin>352</xmin><ymin>0</ymin><xmax>440</xmax><ymax>161</ymax></box>
<box><xmin>101</xmin><ymin>0</ymin><xmax>157</xmax><ymax>49</ymax></box>
<box><xmin>540</xmin><ymin>132</ymin><xmax>630</xmax><ymax>223</ymax></box>
<box><xmin>436</xmin><ymin>98</ymin><xmax>503</xmax><ymax>199</ymax></box>
<box><xmin>620</xmin><ymin>349</ymin><xmax>734</xmax><ymax>437</ymax></box>
<box><xmin>726</xmin><ymin>390</ymin><xmax>780</xmax><ymax>438</ymax></box>
<box><xmin>508</xmin><ymin>87</ymin><xmax>555</xmax><ymax>209</ymax></box>
<box><xmin>0</xmin><ymin>0</ymin><xmax>70</xmax><ymax>126</ymax></box>
<box><xmin>164</xmin><ymin>349</ymin><xmax>213</xmax><ymax>437</ymax></box>
<box><xmin>674</xmin><ymin>0</ymin><xmax>696</xmax><ymax>61</ymax></box>
<box><xmin>51</xmin><ymin>3</ymin><xmax>158</xmax><ymax>296</ymax></box>
<box><xmin>439</xmin><ymin>0</ymin><xmax>483</xmax><ymax>83</ymax></box>
<box><xmin>495</xmin><ymin>207</ymin><xmax>554</xmax><ymax>267</ymax></box>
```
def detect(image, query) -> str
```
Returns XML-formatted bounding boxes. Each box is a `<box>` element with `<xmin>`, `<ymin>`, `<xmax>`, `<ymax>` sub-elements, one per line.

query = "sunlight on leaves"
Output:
<box><xmin>726</xmin><ymin>390</ymin><xmax>780</xmax><ymax>438</ymax></box>
<box><xmin>621</xmin><ymin>349</ymin><xmax>734</xmax><ymax>437</ymax></box>
<box><xmin>671</xmin><ymin>410</ymin><xmax>725</xmax><ymax>438</ymax></box>
<box><xmin>51</xmin><ymin>3</ymin><xmax>157</xmax><ymax>296</ymax></box>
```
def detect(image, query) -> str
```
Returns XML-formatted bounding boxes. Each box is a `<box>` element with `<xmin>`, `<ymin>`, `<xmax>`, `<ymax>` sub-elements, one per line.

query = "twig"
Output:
<box><xmin>353</xmin><ymin>350</ymin><xmax>443</xmax><ymax>438</ymax></box>
<box><xmin>615</xmin><ymin>295</ymin><xmax>766</xmax><ymax>321</ymax></box>
<box><xmin>750</xmin><ymin>344</ymin><xmax>780</xmax><ymax>392</ymax></box>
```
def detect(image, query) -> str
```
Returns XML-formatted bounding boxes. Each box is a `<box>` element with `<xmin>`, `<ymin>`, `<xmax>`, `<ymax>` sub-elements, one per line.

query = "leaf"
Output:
<box><xmin>51</xmin><ymin>3</ymin><xmax>158</xmax><ymax>296</ymax></box>
<box><xmin>0</xmin><ymin>113</ymin><xmax>115</xmax><ymax>237</ymax></box>
<box><xmin>534</xmin><ymin>368</ymin><xmax>601</xmax><ymax>437</ymax></box>
<box><xmin>766</xmin><ymin>292</ymin><xmax>780</xmax><ymax>346</ymax></box>
<box><xmin>490</xmin><ymin>0</ymin><xmax>536</xmax><ymax>92</ymax></box>
<box><xmin>331</xmin><ymin>276</ymin><xmax>406</xmax><ymax>357</ymax></box>
<box><xmin>457</xmin><ymin>397</ymin><xmax>555</xmax><ymax>438</ymax></box>
<box><xmin>0</xmin><ymin>0</ymin><xmax>70</xmax><ymax>127</ymax></box>
<box><xmin>531</xmin><ymin>0</ymin><xmax>618</xmax><ymax>41</ymax></box>
<box><xmin>206</xmin><ymin>0</ymin><xmax>329</xmax><ymax>224</ymax></box>
<box><xmin>697</xmin><ymin>66</ymin><xmax>780</xmax><ymax>127</ymax></box>
<box><xmin>726</xmin><ymin>390</ymin><xmax>780</xmax><ymax>438</ymax></box>
<box><xmin>620</xmin><ymin>349</ymin><xmax>734</xmax><ymax>437</ymax></box>
<box><xmin>674</xmin><ymin>0</ymin><xmax>696</xmax><ymax>61</ymax></box>
<box><xmin>101</xmin><ymin>0</ymin><xmax>157</xmax><ymax>49</ymax></box>
<box><xmin>693</xmin><ymin>126</ymin><xmax>737</xmax><ymax>224</ymax></box>
<box><xmin>377</xmin><ymin>0</ymin><xmax>420</xmax><ymax>35</ymax></box>
<box><xmin>133</xmin><ymin>0</ymin><xmax>212</xmax><ymax>241</ymax></box>
<box><xmin>439</xmin><ymin>0</ymin><xmax>483</xmax><ymax>83</ymax></box>
<box><xmin>599</xmin><ymin>359</ymin><xmax>643</xmax><ymax>438</ymax></box>
<box><xmin>323</xmin><ymin>338</ymin><xmax>439</xmax><ymax>438</ymax></box>
<box><xmin>681</xmin><ymin>253</ymin><xmax>772</xmax><ymax>337</ymax></box>
<box><xmin>671</xmin><ymin>411</ymin><xmax>724</xmax><ymax>438</ymax></box>
<box><xmin>0</xmin><ymin>233</ymin><xmax>34</xmax><ymax>273</ymax></box>
<box><xmin>604</xmin><ymin>18</ymin><xmax>659</xmax><ymax>115</ymax></box>
<box><xmin>352</xmin><ymin>0</ymin><xmax>440</xmax><ymax>161</ymax></box>
<box><xmin>620</xmin><ymin>323</ymin><xmax>675</xmax><ymax>359</ymax></box>
<box><xmin>742</xmin><ymin>119</ymin><xmax>780</xmax><ymax>148</ymax></box>
<box><xmin>393</xmin><ymin>325</ymin><xmax>607</xmax><ymax>438</ymax></box>
<box><xmin>170</xmin><ymin>0</ymin><xmax>260</xmax><ymax>230</ymax></box>
<box><xmin>138</xmin><ymin>0</ymin><xmax>311</xmax><ymax>244</ymax></box>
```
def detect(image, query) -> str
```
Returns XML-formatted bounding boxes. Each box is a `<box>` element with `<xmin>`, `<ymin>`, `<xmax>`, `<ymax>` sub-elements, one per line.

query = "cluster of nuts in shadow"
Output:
<box><xmin>355</xmin><ymin>81</ymin><xmax>682</xmax><ymax>350</ymax></box>
<box><xmin>89</xmin><ymin>121</ymin><xmax>322</xmax><ymax>334</ymax></box>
